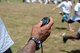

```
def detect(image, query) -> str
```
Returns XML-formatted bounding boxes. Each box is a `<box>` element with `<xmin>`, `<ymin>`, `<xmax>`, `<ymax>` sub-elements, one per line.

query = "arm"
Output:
<box><xmin>52</xmin><ymin>2</ymin><xmax>63</xmax><ymax>11</ymax></box>
<box><xmin>75</xmin><ymin>11</ymin><xmax>80</xmax><ymax>17</ymax></box>
<box><xmin>18</xmin><ymin>40</ymin><xmax>36</xmax><ymax>53</ymax></box>
<box><xmin>74</xmin><ymin>3</ymin><xmax>80</xmax><ymax>17</ymax></box>
<box><xmin>17</xmin><ymin>17</ymin><xmax>54</xmax><ymax>53</ymax></box>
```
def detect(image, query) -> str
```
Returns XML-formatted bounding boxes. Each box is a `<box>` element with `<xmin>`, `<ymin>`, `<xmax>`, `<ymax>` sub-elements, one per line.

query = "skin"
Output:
<box><xmin>52</xmin><ymin>0</ymin><xmax>71</xmax><ymax>12</ymax></box>
<box><xmin>65</xmin><ymin>32</ymin><xmax>80</xmax><ymax>40</ymax></box>
<box><xmin>17</xmin><ymin>17</ymin><xmax>54</xmax><ymax>53</ymax></box>
<box><xmin>68</xmin><ymin>0</ymin><xmax>80</xmax><ymax>31</ymax></box>
<box><xmin>52</xmin><ymin>0</ymin><xmax>73</xmax><ymax>31</ymax></box>
<box><xmin>75</xmin><ymin>11</ymin><xmax>80</xmax><ymax>17</ymax></box>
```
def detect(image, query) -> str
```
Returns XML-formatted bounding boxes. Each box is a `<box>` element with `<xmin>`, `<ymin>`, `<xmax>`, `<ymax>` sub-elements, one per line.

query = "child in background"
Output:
<box><xmin>67</xmin><ymin>0</ymin><xmax>80</xmax><ymax>31</ymax></box>
<box><xmin>52</xmin><ymin>0</ymin><xmax>73</xmax><ymax>31</ymax></box>
<box><xmin>63</xmin><ymin>0</ymin><xmax>80</xmax><ymax>43</ymax></box>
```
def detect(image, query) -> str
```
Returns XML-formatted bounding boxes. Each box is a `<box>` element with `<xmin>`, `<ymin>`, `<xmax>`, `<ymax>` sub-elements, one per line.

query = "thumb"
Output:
<box><xmin>37</xmin><ymin>21</ymin><xmax>43</xmax><ymax>27</ymax></box>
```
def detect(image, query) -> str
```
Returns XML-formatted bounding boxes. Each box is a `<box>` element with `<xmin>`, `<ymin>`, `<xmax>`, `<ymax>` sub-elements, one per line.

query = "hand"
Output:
<box><xmin>17</xmin><ymin>17</ymin><xmax>53</xmax><ymax>53</ymax></box>
<box><xmin>75</xmin><ymin>11</ymin><xmax>80</xmax><ymax>17</ymax></box>
<box><xmin>31</xmin><ymin>17</ymin><xmax>53</xmax><ymax>42</ymax></box>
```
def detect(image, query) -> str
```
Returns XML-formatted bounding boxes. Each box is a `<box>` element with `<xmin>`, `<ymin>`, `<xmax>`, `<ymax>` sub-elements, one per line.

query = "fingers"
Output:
<box><xmin>38</xmin><ymin>30</ymin><xmax>49</xmax><ymax>36</ymax></box>
<box><xmin>41</xmin><ymin>31</ymin><xmax>51</xmax><ymax>42</ymax></box>
<box><xmin>48</xmin><ymin>17</ymin><xmax>54</xmax><ymax>27</ymax></box>
<box><xmin>36</xmin><ymin>21</ymin><xmax>43</xmax><ymax>27</ymax></box>
<box><xmin>41</xmin><ymin>17</ymin><xmax>54</xmax><ymax>30</ymax></box>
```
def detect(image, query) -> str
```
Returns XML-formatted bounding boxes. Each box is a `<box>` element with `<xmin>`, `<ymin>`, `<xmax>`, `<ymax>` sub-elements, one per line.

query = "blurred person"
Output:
<box><xmin>38</xmin><ymin>0</ymin><xmax>43</xmax><ymax>4</ymax></box>
<box><xmin>0</xmin><ymin>18</ymin><xmax>14</xmax><ymax>53</ymax></box>
<box><xmin>23</xmin><ymin>0</ymin><xmax>25</xmax><ymax>3</ymax></box>
<box><xmin>54</xmin><ymin>0</ymin><xmax>63</xmax><ymax>4</ymax></box>
<box><xmin>44</xmin><ymin>0</ymin><xmax>51</xmax><ymax>4</ymax></box>
<box><xmin>32</xmin><ymin>0</ymin><xmax>36</xmax><ymax>3</ymax></box>
<box><xmin>25</xmin><ymin>0</ymin><xmax>30</xmax><ymax>3</ymax></box>
<box><xmin>24</xmin><ymin>0</ymin><xmax>36</xmax><ymax>3</ymax></box>
<box><xmin>65</xmin><ymin>0</ymin><xmax>80</xmax><ymax>31</ymax></box>
<box><xmin>62</xmin><ymin>0</ymin><xmax>80</xmax><ymax>43</ymax></box>
<box><xmin>32</xmin><ymin>0</ymin><xmax>43</xmax><ymax>4</ymax></box>
<box><xmin>52</xmin><ymin>0</ymin><xmax>73</xmax><ymax>31</ymax></box>
<box><xmin>62</xmin><ymin>28</ymin><xmax>80</xmax><ymax>43</ymax></box>
<box><xmin>24</xmin><ymin>0</ymin><xmax>43</xmax><ymax>4</ymax></box>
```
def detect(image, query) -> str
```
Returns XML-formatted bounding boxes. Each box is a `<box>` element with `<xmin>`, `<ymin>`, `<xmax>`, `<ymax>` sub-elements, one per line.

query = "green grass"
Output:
<box><xmin>0</xmin><ymin>2</ymin><xmax>80</xmax><ymax>53</ymax></box>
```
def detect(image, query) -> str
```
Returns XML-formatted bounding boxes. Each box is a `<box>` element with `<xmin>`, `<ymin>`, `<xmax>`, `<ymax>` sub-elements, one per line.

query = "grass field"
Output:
<box><xmin>0</xmin><ymin>1</ymin><xmax>80</xmax><ymax>53</ymax></box>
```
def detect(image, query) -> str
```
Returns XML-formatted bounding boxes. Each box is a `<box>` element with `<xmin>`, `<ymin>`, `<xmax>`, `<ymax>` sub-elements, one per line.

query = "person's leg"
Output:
<box><xmin>78</xmin><ymin>28</ymin><xmax>80</xmax><ymax>33</ymax></box>
<box><xmin>26</xmin><ymin>0</ymin><xmax>30</xmax><ymax>3</ymax></box>
<box><xmin>23</xmin><ymin>0</ymin><xmax>25</xmax><ymax>2</ymax></box>
<box><xmin>61</xmin><ymin>13</ymin><xmax>69</xmax><ymax>31</ymax></box>
<box><xmin>61</xmin><ymin>15</ymin><xmax>65</xmax><ymax>22</ymax></box>
<box><xmin>63</xmin><ymin>29</ymin><xmax>80</xmax><ymax>43</ymax></box>
<box><xmin>67</xmin><ymin>19</ymin><xmax>75</xmax><ymax>32</ymax></box>
<box><xmin>32</xmin><ymin>0</ymin><xmax>36</xmax><ymax>3</ymax></box>
<box><xmin>44</xmin><ymin>0</ymin><xmax>49</xmax><ymax>4</ymax></box>
<box><xmin>38</xmin><ymin>0</ymin><xmax>43</xmax><ymax>4</ymax></box>
<box><xmin>68</xmin><ymin>24</ymin><xmax>74</xmax><ymax>32</ymax></box>
<box><xmin>49</xmin><ymin>0</ymin><xmax>50</xmax><ymax>2</ymax></box>
<box><xmin>68</xmin><ymin>20</ymin><xmax>80</xmax><ymax>31</ymax></box>
<box><xmin>54</xmin><ymin>0</ymin><xmax>57</xmax><ymax>4</ymax></box>
<box><xmin>77</xmin><ymin>20</ymin><xmax>80</xmax><ymax>23</ymax></box>
<box><xmin>4</xmin><ymin>48</ymin><xmax>12</xmax><ymax>53</ymax></box>
<box><xmin>61</xmin><ymin>13</ymin><xmax>68</xmax><ymax>23</ymax></box>
<box><xmin>66</xmin><ymin>34</ymin><xmax>80</xmax><ymax>40</ymax></box>
<box><xmin>61</xmin><ymin>13</ymin><xmax>74</xmax><ymax>31</ymax></box>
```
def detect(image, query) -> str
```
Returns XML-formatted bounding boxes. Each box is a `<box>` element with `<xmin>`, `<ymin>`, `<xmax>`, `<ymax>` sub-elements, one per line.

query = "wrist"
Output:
<box><xmin>28</xmin><ymin>40</ymin><xmax>37</xmax><ymax>47</ymax></box>
<box><xmin>29</xmin><ymin>37</ymin><xmax>42</xmax><ymax>50</ymax></box>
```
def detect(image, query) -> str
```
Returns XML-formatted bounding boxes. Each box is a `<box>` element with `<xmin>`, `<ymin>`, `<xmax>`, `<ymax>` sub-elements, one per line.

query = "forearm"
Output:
<box><xmin>76</xmin><ymin>13</ymin><xmax>80</xmax><ymax>17</ymax></box>
<box><xmin>17</xmin><ymin>40</ymin><xmax>36</xmax><ymax>53</ymax></box>
<box><xmin>75</xmin><ymin>11</ymin><xmax>80</xmax><ymax>17</ymax></box>
<box><xmin>78</xmin><ymin>14</ymin><xmax>80</xmax><ymax>17</ymax></box>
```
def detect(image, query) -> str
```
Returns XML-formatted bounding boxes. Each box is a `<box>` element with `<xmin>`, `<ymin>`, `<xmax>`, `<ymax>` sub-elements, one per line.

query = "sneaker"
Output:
<box><xmin>62</xmin><ymin>33</ymin><xmax>68</xmax><ymax>43</ymax></box>
<box><xmin>61</xmin><ymin>19</ymin><xmax>65</xmax><ymax>23</ymax></box>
